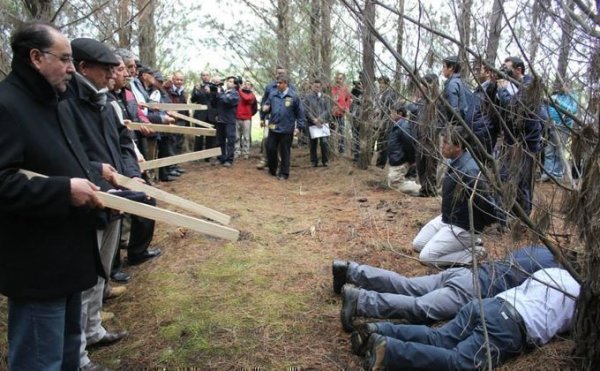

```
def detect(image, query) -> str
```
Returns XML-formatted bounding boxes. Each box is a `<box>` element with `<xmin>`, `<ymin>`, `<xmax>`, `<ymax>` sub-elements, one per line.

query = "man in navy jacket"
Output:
<box><xmin>262</xmin><ymin>77</ymin><xmax>305</xmax><ymax>180</ymax></box>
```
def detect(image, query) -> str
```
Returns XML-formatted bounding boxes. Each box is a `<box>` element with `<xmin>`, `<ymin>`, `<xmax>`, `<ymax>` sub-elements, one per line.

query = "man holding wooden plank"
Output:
<box><xmin>0</xmin><ymin>22</ymin><xmax>105</xmax><ymax>371</ymax></box>
<box><xmin>60</xmin><ymin>37</ymin><xmax>137</xmax><ymax>369</ymax></box>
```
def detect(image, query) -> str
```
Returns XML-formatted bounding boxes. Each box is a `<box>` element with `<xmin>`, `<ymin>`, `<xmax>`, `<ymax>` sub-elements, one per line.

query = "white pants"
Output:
<box><xmin>387</xmin><ymin>164</ymin><xmax>420</xmax><ymax>195</ymax></box>
<box><xmin>235</xmin><ymin>119</ymin><xmax>251</xmax><ymax>157</ymax></box>
<box><xmin>412</xmin><ymin>215</ymin><xmax>483</xmax><ymax>266</ymax></box>
<box><xmin>79</xmin><ymin>219</ymin><xmax>121</xmax><ymax>367</ymax></box>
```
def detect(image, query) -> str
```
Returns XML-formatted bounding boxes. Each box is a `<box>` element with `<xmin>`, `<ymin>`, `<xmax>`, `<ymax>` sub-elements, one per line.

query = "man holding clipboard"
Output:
<box><xmin>302</xmin><ymin>79</ymin><xmax>332</xmax><ymax>167</ymax></box>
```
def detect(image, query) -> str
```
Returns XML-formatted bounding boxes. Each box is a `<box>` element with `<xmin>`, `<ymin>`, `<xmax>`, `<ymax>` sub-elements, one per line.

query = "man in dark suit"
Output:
<box><xmin>0</xmin><ymin>22</ymin><xmax>104</xmax><ymax>370</ymax></box>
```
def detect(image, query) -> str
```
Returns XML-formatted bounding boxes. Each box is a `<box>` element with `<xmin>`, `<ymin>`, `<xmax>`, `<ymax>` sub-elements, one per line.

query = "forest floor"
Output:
<box><xmin>0</xmin><ymin>144</ymin><xmax>576</xmax><ymax>370</ymax></box>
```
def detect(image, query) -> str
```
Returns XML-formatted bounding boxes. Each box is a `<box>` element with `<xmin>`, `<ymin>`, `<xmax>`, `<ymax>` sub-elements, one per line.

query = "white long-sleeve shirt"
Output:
<box><xmin>495</xmin><ymin>267</ymin><xmax>580</xmax><ymax>345</ymax></box>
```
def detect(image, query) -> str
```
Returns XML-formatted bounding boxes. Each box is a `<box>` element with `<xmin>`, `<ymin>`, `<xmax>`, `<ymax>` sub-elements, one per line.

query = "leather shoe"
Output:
<box><xmin>332</xmin><ymin>260</ymin><xmax>349</xmax><ymax>294</ymax></box>
<box><xmin>351</xmin><ymin>323</ymin><xmax>379</xmax><ymax>356</ymax></box>
<box><xmin>159</xmin><ymin>175</ymin><xmax>175</xmax><ymax>182</ymax></box>
<box><xmin>128</xmin><ymin>248</ymin><xmax>162</xmax><ymax>265</ymax></box>
<box><xmin>363</xmin><ymin>333</ymin><xmax>387</xmax><ymax>371</ymax></box>
<box><xmin>88</xmin><ymin>330</ymin><xmax>128</xmax><ymax>348</ymax></box>
<box><xmin>341</xmin><ymin>284</ymin><xmax>359</xmax><ymax>332</ymax></box>
<box><xmin>168</xmin><ymin>170</ymin><xmax>181</xmax><ymax>177</ymax></box>
<box><xmin>110</xmin><ymin>270</ymin><xmax>131</xmax><ymax>283</ymax></box>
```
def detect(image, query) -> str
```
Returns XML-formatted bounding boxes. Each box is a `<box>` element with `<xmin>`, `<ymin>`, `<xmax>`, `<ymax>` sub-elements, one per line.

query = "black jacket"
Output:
<box><xmin>387</xmin><ymin>118</ymin><xmax>416</xmax><ymax>166</ymax></box>
<box><xmin>0</xmin><ymin>60</ymin><xmax>103</xmax><ymax>300</ymax></box>
<box><xmin>60</xmin><ymin>74</ymin><xmax>141</xmax><ymax>191</ymax></box>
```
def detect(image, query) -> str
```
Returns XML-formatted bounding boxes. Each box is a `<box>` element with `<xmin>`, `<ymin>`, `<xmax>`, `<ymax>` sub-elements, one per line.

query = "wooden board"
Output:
<box><xmin>113</xmin><ymin>173</ymin><xmax>230</xmax><ymax>225</ymax></box>
<box><xmin>141</xmin><ymin>103</ymin><xmax>208</xmax><ymax>111</ymax></box>
<box><xmin>98</xmin><ymin>192</ymin><xmax>238</xmax><ymax>241</ymax></box>
<box><xmin>167</xmin><ymin>111</ymin><xmax>214</xmax><ymax>129</ymax></box>
<box><xmin>128</xmin><ymin>122</ymin><xmax>215</xmax><ymax>136</ymax></box>
<box><xmin>19</xmin><ymin>169</ymin><xmax>238</xmax><ymax>241</ymax></box>
<box><xmin>139</xmin><ymin>147</ymin><xmax>221</xmax><ymax>171</ymax></box>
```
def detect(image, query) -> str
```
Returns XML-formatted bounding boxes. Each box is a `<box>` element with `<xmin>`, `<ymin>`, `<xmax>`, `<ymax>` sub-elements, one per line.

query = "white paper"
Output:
<box><xmin>309</xmin><ymin>123</ymin><xmax>331</xmax><ymax>139</ymax></box>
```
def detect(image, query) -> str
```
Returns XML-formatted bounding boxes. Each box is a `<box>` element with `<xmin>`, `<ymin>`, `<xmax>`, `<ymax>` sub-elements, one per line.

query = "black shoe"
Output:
<box><xmin>159</xmin><ymin>176</ymin><xmax>175</xmax><ymax>182</ymax></box>
<box><xmin>128</xmin><ymin>248</ymin><xmax>162</xmax><ymax>265</ymax></box>
<box><xmin>88</xmin><ymin>330</ymin><xmax>128</xmax><ymax>348</ymax></box>
<box><xmin>341</xmin><ymin>284</ymin><xmax>359</xmax><ymax>332</ymax></box>
<box><xmin>351</xmin><ymin>323</ymin><xmax>379</xmax><ymax>356</ymax></box>
<box><xmin>322</xmin><ymin>162</ymin><xmax>329</xmax><ymax>167</ymax></box>
<box><xmin>363</xmin><ymin>333</ymin><xmax>387</xmax><ymax>371</ymax></box>
<box><xmin>332</xmin><ymin>260</ymin><xmax>349</xmax><ymax>294</ymax></box>
<box><xmin>311</xmin><ymin>162</ymin><xmax>318</xmax><ymax>167</ymax></box>
<box><xmin>169</xmin><ymin>170</ymin><xmax>181</xmax><ymax>177</ymax></box>
<box><xmin>277</xmin><ymin>174</ymin><xmax>288</xmax><ymax>181</ymax></box>
<box><xmin>110</xmin><ymin>270</ymin><xmax>131</xmax><ymax>283</ymax></box>
<box><xmin>174</xmin><ymin>167</ymin><xmax>186</xmax><ymax>174</ymax></box>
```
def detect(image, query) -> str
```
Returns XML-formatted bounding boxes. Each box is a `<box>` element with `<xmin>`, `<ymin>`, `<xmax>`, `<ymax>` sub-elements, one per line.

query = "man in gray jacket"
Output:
<box><xmin>302</xmin><ymin>79</ymin><xmax>331</xmax><ymax>167</ymax></box>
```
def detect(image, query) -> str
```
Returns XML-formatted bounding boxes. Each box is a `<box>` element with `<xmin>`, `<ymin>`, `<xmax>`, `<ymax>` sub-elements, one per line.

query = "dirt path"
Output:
<box><xmin>0</xmin><ymin>147</ymin><xmax>574</xmax><ymax>369</ymax></box>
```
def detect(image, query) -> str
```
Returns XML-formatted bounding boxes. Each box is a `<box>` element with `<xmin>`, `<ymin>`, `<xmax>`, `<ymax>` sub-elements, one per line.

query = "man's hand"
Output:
<box><xmin>132</xmin><ymin>176</ymin><xmax>147</xmax><ymax>184</ymax></box>
<box><xmin>139</xmin><ymin>124</ymin><xmax>154</xmax><ymax>136</ymax></box>
<box><xmin>70</xmin><ymin>178</ymin><xmax>102</xmax><ymax>208</ymax></box>
<box><xmin>163</xmin><ymin>115</ymin><xmax>176</xmax><ymax>124</ymax></box>
<box><xmin>293</xmin><ymin>128</ymin><xmax>300</xmax><ymax>136</ymax></box>
<box><xmin>262</xmin><ymin>104</ymin><xmax>270</xmax><ymax>113</ymax></box>
<box><xmin>101</xmin><ymin>163</ymin><xmax>118</xmax><ymax>186</ymax></box>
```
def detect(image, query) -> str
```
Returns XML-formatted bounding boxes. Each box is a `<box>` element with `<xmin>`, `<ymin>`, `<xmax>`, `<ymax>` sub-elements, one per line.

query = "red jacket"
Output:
<box><xmin>331</xmin><ymin>84</ymin><xmax>352</xmax><ymax>117</ymax></box>
<box><xmin>236</xmin><ymin>89</ymin><xmax>257</xmax><ymax>120</ymax></box>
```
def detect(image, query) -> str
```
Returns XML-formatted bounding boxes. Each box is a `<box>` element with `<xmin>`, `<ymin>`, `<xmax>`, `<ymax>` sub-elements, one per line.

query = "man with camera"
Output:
<box><xmin>212</xmin><ymin>76</ymin><xmax>240</xmax><ymax>167</ymax></box>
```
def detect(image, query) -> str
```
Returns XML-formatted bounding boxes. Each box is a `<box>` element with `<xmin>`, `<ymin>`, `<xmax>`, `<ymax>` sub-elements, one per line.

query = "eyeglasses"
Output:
<box><xmin>41</xmin><ymin>50</ymin><xmax>74</xmax><ymax>64</ymax></box>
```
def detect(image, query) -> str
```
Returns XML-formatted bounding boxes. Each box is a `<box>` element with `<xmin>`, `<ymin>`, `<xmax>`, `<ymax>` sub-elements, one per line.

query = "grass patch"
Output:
<box><xmin>144</xmin><ymin>243</ymin><xmax>312</xmax><ymax>367</ymax></box>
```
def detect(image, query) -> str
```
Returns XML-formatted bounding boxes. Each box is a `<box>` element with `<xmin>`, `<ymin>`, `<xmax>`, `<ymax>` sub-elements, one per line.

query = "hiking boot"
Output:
<box><xmin>363</xmin><ymin>333</ymin><xmax>387</xmax><ymax>371</ymax></box>
<box><xmin>332</xmin><ymin>260</ymin><xmax>349</xmax><ymax>294</ymax></box>
<box><xmin>341</xmin><ymin>284</ymin><xmax>359</xmax><ymax>332</ymax></box>
<box><xmin>351</xmin><ymin>322</ymin><xmax>379</xmax><ymax>356</ymax></box>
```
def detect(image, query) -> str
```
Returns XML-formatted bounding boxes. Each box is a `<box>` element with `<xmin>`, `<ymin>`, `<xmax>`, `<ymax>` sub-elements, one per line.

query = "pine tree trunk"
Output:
<box><xmin>136</xmin><ymin>0</ymin><xmax>156</xmax><ymax>67</ymax></box>
<box><xmin>393</xmin><ymin>0</ymin><xmax>405</xmax><ymax>90</ymax></box>
<box><xmin>309</xmin><ymin>0</ymin><xmax>321</xmax><ymax>80</ymax></box>
<box><xmin>277</xmin><ymin>0</ymin><xmax>290</xmax><ymax>70</ymax></box>
<box><xmin>320</xmin><ymin>0</ymin><xmax>332</xmax><ymax>84</ymax></box>
<box><xmin>457</xmin><ymin>0</ymin><xmax>472</xmax><ymax>79</ymax></box>
<box><xmin>485</xmin><ymin>0</ymin><xmax>503</xmax><ymax>64</ymax></box>
<box><xmin>556</xmin><ymin>0</ymin><xmax>575</xmax><ymax>81</ymax></box>
<box><xmin>358</xmin><ymin>0</ymin><xmax>375</xmax><ymax>170</ymax></box>
<box><xmin>118</xmin><ymin>0</ymin><xmax>132</xmax><ymax>48</ymax></box>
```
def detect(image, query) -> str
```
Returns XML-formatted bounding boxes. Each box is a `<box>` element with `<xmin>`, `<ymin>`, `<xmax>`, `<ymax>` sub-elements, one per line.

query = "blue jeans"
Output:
<box><xmin>375</xmin><ymin>298</ymin><xmax>525</xmax><ymax>370</ymax></box>
<box><xmin>543</xmin><ymin>126</ymin><xmax>569</xmax><ymax>178</ymax></box>
<box><xmin>8</xmin><ymin>292</ymin><xmax>82</xmax><ymax>371</ymax></box>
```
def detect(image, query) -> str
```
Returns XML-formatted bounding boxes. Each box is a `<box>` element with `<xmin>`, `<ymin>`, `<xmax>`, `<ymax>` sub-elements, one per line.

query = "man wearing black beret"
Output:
<box><xmin>59</xmin><ymin>36</ymin><xmax>133</xmax><ymax>370</ymax></box>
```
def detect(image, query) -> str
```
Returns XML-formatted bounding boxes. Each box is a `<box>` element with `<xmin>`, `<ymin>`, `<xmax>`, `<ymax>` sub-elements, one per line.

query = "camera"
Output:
<box><xmin>498</xmin><ymin>65</ymin><xmax>513</xmax><ymax>79</ymax></box>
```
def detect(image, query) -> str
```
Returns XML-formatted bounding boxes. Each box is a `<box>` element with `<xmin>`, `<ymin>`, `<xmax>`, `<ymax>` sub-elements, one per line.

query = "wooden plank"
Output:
<box><xmin>141</xmin><ymin>102</ymin><xmax>208</xmax><ymax>111</ymax></box>
<box><xmin>97</xmin><ymin>192</ymin><xmax>238</xmax><ymax>241</ymax></box>
<box><xmin>167</xmin><ymin>111</ymin><xmax>214</xmax><ymax>129</ymax></box>
<box><xmin>113</xmin><ymin>173</ymin><xmax>230</xmax><ymax>225</ymax></box>
<box><xmin>139</xmin><ymin>147</ymin><xmax>221</xmax><ymax>171</ymax></box>
<box><xmin>19</xmin><ymin>169</ymin><xmax>238</xmax><ymax>241</ymax></box>
<box><xmin>128</xmin><ymin>122</ymin><xmax>215</xmax><ymax>136</ymax></box>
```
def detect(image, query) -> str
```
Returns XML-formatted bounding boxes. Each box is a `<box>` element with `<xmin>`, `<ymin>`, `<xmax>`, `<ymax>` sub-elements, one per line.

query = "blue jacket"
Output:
<box><xmin>478</xmin><ymin>245</ymin><xmax>558</xmax><ymax>297</ymax></box>
<box><xmin>265</xmin><ymin>88</ymin><xmax>305</xmax><ymax>133</ymax></box>
<box><xmin>212</xmin><ymin>88</ymin><xmax>239</xmax><ymax>125</ymax></box>
<box><xmin>387</xmin><ymin>118</ymin><xmax>416</xmax><ymax>166</ymax></box>
<box><xmin>442</xmin><ymin>73</ymin><xmax>468</xmax><ymax>124</ymax></box>
<box><xmin>260</xmin><ymin>80</ymin><xmax>297</xmax><ymax>121</ymax></box>
<box><xmin>441</xmin><ymin>151</ymin><xmax>494</xmax><ymax>232</ymax></box>
<box><xmin>497</xmin><ymin>75</ymin><xmax>545</xmax><ymax>152</ymax></box>
<box><xmin>548</xmin><ymin>92</ymin><xmax>577</xmax><ymax>128</ymax></box>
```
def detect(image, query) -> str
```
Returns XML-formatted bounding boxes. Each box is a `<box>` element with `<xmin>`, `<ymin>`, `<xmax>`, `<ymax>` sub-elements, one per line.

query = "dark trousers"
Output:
<box><xmin>376</xmin><ymin>120</ymin><xmax>393</xmax><ymax>168</ymax></box>
<box><xmin>334</xmin><ymin>116</ymin><xmax>346</xmax><ymax>153</ymax></box>
<box><xmin>500</xmin><ymin>146</ymin><xmax>536</xmax><ymax>216</ymax></box>
<box><xmin>267</xmin><ymin>131</ymin><xmax>293</xmax><ymax>177</ymax></box>
<box><xmin>376</xmin><ymin>298</ymin><xmax>525</xmax><ymax>370</ymax></box>
<box><xmin>158</xmin><ymin>134</ymin><xmax>175</xmax><ymax>180</ymax></box>
<box><xmin>113</xmin><ymin>197</ymin><xmax>155</xmax><ymax>271</ymax></box>
<box><xmin>216</xmin><ymin>122</ymin><xmax>236</xmax><ymax>164</ymax></box>
<box><xmin>310</xmin><ymin>136</ymin><xmax>329</xmax><ymax>165</ymax></box>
